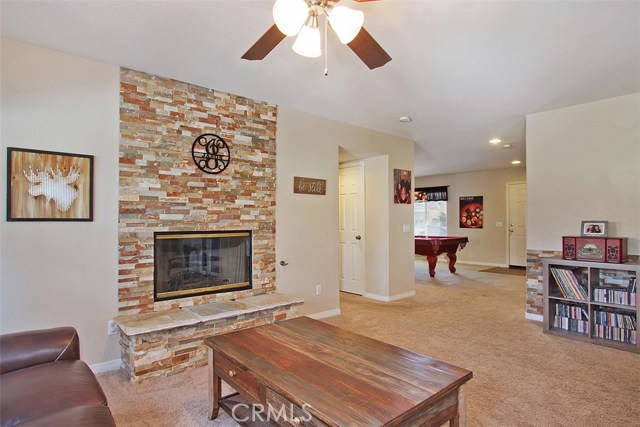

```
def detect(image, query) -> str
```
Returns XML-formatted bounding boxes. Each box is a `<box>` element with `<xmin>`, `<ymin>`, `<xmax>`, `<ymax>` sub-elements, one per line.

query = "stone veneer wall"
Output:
<box><xmin>119</xmin><ymin>68</ymin><xmax>277</xmax><ymax>314</ymax></box>
<box><xmin>526</xmin><ymin>250</ymin><xmax>560</xmax><ymax>316</ymax></box>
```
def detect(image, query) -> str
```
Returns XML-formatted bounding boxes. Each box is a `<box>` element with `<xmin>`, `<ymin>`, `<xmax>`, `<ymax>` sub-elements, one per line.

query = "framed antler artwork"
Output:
<box><xmin>7</xmin><ymin>147</ymin><xmax>93</xmax><ymax>221</ymax></box>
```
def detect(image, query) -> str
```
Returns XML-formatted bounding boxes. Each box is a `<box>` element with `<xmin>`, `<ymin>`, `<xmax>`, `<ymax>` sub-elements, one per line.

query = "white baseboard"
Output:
<box><xmin>363</xmin><ymin>290</ymin><xmax>416</xmax><ymax>302</ymax></box>
<box><xmin>307</xmin><ymin>308</ymin><xmax>341</xmax><ymax>319</ymax></box>
<box><xmin>90</xmin><ymin>359</ymin><xmax>121</xmax><ymax>374</ymax></box>
<box><xmin>525</xmin><ymin>313</ymin><xmax>543</xmax><ymax>322</ymax></box>
<box><xmin>416</xmin><ymin>257</ymin><xmax>509</xmax><ymax>268</ymax></box>
<box><xmin>457</xmin><ymin>260</ymin><xmax>509</xmax><ymax>268</ymax></box>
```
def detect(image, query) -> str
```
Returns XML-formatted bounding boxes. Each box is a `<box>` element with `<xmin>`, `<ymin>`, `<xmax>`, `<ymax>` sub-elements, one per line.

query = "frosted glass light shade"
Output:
<box><xmin>328</xmin><ymin>6</ymin><xmax>364</xmax><ymax>44</ymax></box>
<box><xmin>292</xmin><ymin>21</ymin><xmax>321</xmax><ymax>58</ymax></box>
<box><xmin>273</xmin><ymin>0</ymin><xmax>308</xmax><ymax>36</ymax></box>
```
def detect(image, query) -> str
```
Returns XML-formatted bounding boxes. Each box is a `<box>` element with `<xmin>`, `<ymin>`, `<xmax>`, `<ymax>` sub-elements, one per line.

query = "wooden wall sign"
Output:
<box><xmin>293</xmin><ymin>176</ymin><xmax>326</xmax><ymax>195</ymax></box>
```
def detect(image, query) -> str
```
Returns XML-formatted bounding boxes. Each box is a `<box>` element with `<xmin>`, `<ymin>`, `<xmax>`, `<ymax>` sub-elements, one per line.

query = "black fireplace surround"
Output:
<box><xmin>153</xmin><ymin>230</ymin><xmax>252</xmax><ymax>301</ymax></box>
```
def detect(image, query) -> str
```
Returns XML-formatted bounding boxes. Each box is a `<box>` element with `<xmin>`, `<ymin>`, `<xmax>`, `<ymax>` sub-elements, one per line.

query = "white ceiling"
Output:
<box><xmin>2</xmin><ymin>0</ymin><xmax>638</xmax><ymax>177</ymax></box>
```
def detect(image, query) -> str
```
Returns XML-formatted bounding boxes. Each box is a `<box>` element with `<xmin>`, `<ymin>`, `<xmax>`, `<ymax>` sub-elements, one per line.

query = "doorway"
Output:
<box><xmin>507</xmin><ymin>181</ymin><xmax>527</xmax><ymax>267</ymax></box>
<box><xmin>338</xmin><ymin>161</ymin><xmax>365</xmax><ymax>295</ymax></box>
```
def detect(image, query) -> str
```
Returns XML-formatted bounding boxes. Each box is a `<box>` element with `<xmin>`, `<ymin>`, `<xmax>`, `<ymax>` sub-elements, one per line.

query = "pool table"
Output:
<box><xmin>415</xmin><ymin>236</ymin><xmax>469</xmax><ymax>277</ymax></box>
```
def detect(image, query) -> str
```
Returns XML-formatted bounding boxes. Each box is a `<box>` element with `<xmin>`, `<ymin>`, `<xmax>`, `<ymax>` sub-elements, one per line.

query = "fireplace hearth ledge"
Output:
<box><xmin>113</xmin><ymin>293</ymin><xmax>304</xmax><ymax>336</ymax></box>
<box><xmin>114</xmin><ymin>292</ymin><xmax>303</xmax><ymax>382</ymax></box>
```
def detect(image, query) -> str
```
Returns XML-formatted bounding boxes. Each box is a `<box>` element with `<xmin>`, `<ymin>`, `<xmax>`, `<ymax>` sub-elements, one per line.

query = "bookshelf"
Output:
<box><xmin>543</xmin><ymin>258</ymin><xmax>639</xmax><ymax>353</ymax></box>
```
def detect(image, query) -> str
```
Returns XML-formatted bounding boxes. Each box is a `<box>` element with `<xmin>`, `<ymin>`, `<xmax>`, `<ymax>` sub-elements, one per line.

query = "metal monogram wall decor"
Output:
<box><xmin>192</xmin><ymin>133</ymin><xmax>230</xmax><ymax>174</ymax></box>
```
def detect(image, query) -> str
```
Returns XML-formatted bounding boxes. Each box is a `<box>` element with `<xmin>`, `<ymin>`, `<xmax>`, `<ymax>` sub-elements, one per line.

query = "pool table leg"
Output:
<box><xmin>447</xmin><ymin>252</ymin><xmax>458</xmax><ymax>273</ymax></box>
<box><xmin>426</xmin><ymin>255</ymin><xmax>438</xmax><ymax>277</ymax></box>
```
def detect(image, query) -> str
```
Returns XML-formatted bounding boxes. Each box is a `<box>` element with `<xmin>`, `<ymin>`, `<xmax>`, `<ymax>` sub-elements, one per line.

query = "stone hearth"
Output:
<box><xmin>114</xmin><ymin>293</ymin><xmax>303</xmax><ymax>382</ymax></box>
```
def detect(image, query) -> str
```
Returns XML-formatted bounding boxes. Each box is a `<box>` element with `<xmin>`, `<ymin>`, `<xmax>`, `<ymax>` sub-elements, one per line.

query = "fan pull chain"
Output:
<box><xmin>324</xmin><ymin>15</ymin><xmax>328</xmax><ymax>76</ymax></box>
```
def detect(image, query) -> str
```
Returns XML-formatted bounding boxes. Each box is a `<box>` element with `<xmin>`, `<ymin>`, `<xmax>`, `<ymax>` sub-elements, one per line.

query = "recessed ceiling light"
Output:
<box><xmin>502</xmin><ymin>143</ymin><xmax>513</xmax><ymax>148</ymax></box>
<box><xmin>489</xmin><ymin>138</ymin><xmax>501</xmax><ymax>144</ymax></box>
<box><xmin>398</xmin><ymin>116</ymin><xmax>412</xmax><ymax>123</ymax></box>
<box><xmin>511</xmin><ymin>160</ymin><xmax>522</xmax><ymax>165</ymax></box>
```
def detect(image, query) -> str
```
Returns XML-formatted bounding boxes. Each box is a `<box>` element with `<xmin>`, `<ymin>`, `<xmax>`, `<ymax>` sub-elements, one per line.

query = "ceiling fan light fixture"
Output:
<box><xmin>273</xmin><ymin>0</ymin><xmax>308</xmax><ymax>36</ymax></box>
<box><xmin>328</xmin><ymin>6</ymin><xmax>364</xmax><ymax>44</ymax></box>
<box><xmin>292</xmin><ymin>13</ymin><xmax>321</xmax><ymax>58</ymax></box>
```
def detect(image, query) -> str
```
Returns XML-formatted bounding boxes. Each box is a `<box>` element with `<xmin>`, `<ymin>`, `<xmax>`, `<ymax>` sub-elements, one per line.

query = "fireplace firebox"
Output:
<box><xmin>154</xmin><ymin>231</ymin><xmax>252</xmax><ymax>301</ymax></box>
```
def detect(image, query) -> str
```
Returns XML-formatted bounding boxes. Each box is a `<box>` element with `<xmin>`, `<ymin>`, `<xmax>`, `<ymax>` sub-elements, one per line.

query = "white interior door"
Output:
<box><xmin>339</xmin><ymin>162</ymin><xmax>365</xmax><ymax>295</ymax></box>
<box><xmin>508</xmin><ymin>182</ymin><xmax>527</xmax><ymax>267</ymax></box>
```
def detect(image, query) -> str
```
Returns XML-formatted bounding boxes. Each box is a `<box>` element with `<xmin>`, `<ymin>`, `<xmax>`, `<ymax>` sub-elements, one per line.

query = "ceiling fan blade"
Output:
<box><xmin>242</xmin><ymin>24</ymin><xmax>286</xmax><ymax>61</ymax></box>
<box><xmin>347</xmin><ymin>27</ymin><xmax>391</xmax><ymax>69</ymax></box>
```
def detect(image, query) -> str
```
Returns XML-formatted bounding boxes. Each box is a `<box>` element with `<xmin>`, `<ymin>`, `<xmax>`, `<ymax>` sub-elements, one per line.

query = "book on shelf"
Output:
<box><xmin>550</xmin><ymin>267</ymin><xmax>587</xmax><ymax>301</ymax></box>
<box><xmin>592</xmin><ymin>286</ymin><xmax>637</xmax><ymax>307</ymax></box>
<box><xmin>593</xmin><ymin>276</ymin><xmax>637</xmax><ymax>307</ymax></box>
<box><xmin>552</xmin><ymin>302</ymin><xmax>589</xmax><ymax>334</ymax></box>
<box><xmin>600</xmin><ymin>271</ymin><xmax>636</xmax><ymax>287</ymax></box>
<box><xmin>593</xmin><ymin>310</ymin><xmax>637</xmax><ymax>330</ymax></box>
<box><xmin>593</xmin><ymin>309</ymin><xmax>637</xmax><ymax>344</ymax></box>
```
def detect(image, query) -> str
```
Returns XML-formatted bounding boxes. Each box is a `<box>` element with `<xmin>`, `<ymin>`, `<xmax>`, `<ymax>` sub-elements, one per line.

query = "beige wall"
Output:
<box><xmin>1</xmin><ymin>39</ymin><xmax>416</xmax><ymax>366</ymax></box>
<box><xmin>364</xmin><ymin>155</ymin><xmax>391</xmax><ymax>299</ymax></box>
<box><xmin>524</xmin><ymin>93</ymin><xmax>639</xmax><ymax>317</ymax></box>
<box><xmin>526</xmin><ymin>93</ymin><xmax>639</xmax><ymax>254</ymax></box>
<box><xmin>1</xmin><ymin>39</ymin><xmax>121</xmax><ymax>368</ymax></box>
<box><xmin>416</xmin><ymin>167</ymin><xmax>526</xmax><ymax>266</ymax></box>
<box><xmin>276</xmin><ymin>108</ymin><xmax>415</xmax><ymax>314</ymax></box>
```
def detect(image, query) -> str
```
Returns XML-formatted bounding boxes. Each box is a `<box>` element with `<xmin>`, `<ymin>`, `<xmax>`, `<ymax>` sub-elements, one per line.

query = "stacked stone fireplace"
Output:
<box><xmin>115</xmin><ymin>68</ymin><xmax>302</xmax><ymax>382</ymax></box>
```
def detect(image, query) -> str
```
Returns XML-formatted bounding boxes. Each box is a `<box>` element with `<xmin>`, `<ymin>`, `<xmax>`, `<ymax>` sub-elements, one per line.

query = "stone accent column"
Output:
<box><xmin>526</xmin><ymin>250</ymin><xmax>561</xmax><ymax>317</ymax></box>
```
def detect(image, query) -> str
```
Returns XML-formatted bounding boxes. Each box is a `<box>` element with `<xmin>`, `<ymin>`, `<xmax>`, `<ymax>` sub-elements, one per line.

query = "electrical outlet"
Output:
<box><xmin>107</xmin><ymin>320</ymin><xmax>118</xmax><ymax>336</ymax></box>
<box><xmin>315</xmin><ymin>284</ymin><xmax>322</xmax><ymax>295</ymax></box>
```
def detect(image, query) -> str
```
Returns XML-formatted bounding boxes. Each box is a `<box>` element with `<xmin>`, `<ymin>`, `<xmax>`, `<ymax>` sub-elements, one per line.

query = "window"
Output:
<box><xmin>414</xmin><ymin>186</ymin><xmax>448</xmax><ymax>236</ymax></box>
<box><xmin>414</xmin><ymin>201</ymin><xmax>447</xmax><ymax>236</ymax></box>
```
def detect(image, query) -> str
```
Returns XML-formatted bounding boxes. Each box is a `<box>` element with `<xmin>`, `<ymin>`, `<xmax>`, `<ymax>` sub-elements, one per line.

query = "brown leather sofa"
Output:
<box><xmin>0</xmin><ymin>327</ymin><xmax>116</xmax><ymax>427</ymax></box>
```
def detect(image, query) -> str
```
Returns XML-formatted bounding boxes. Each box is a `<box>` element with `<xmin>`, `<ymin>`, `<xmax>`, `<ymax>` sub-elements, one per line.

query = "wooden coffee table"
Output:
<box><xmin>205</xmin><ymin>316</ymin><xmax>472</xmax><ymax>426</ymax></box>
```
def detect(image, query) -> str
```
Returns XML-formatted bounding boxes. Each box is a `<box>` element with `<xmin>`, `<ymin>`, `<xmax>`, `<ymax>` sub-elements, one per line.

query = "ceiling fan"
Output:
<box><xmin>242</xmin><ymin>0</ymin><xmax>391</xmax><ymax>70</ymax></box>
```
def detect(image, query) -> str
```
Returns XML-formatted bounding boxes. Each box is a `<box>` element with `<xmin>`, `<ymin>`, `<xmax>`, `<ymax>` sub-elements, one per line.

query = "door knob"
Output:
<box><xmin>355</xmin><ymin>235</ymin><xmax>361</xmax><ymax>240</ymax></box>
<box><xmin>279</xmin><ymin>260</ymin><xmax>289</xmax><ymax>266</ymax></box>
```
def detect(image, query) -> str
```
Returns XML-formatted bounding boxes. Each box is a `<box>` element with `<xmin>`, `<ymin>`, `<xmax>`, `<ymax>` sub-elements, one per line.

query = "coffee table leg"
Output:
<box><xmin>450</xmin><ymin>383</ymin><xmax>467</xmax><ymax>427</ymax></box>
<box><xmin>208</xmin><ymin>349</ymin><xmax>221</xmax><ymax>419</ymax></box>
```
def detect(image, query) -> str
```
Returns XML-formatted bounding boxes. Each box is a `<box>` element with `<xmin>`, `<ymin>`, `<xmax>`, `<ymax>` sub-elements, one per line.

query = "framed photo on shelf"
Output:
<box><xmin>7</xmin><ymin>147</ymin><xmax>94</xmax><ymax>221</ymax></box>
<box><xmin>580</xmin><ymin>220</ymin><xmax>607</xmax><ymax>237</ymax></box>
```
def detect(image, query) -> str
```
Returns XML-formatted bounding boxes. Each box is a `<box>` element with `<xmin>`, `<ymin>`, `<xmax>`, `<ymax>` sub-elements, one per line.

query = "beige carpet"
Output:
<box><xmin>98</xmin><ymin>262</ymin><xmax>639</xmax><ymax>427</ymax></box>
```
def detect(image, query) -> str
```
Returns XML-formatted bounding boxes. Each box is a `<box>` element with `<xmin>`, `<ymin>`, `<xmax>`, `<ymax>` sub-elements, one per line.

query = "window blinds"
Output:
<box><xmin>415</xmin><ymin>186</ymin><xmax>448</xmax><ymax>202</ymax></box>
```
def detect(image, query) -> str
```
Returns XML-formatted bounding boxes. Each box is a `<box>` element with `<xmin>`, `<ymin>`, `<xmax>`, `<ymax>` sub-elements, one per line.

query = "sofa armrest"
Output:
<box><xmin>0</xmin><ymin>327</ymin><xmax>80</xmax><ymax>374</ymax></box>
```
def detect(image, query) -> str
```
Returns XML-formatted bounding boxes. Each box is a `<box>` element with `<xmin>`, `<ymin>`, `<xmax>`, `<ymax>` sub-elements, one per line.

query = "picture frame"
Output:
<box><xmin>7</xmin><ymin>147</ymin><xmax>93</xmax><ymax>221</ymax></box>
<box><xmin>393</xmin><ymin>169</ymin><xmax>412</xmax><ymax>204</ymax></box>
<box><xmin>459</xmin><ymin>196</ymin><xmax>484</xmax><ymax>229</ymax></box>
<box><xmin>580</xmin><ymin>220</ymin><xmax>607</xmax><ymax>237</ymax></box>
